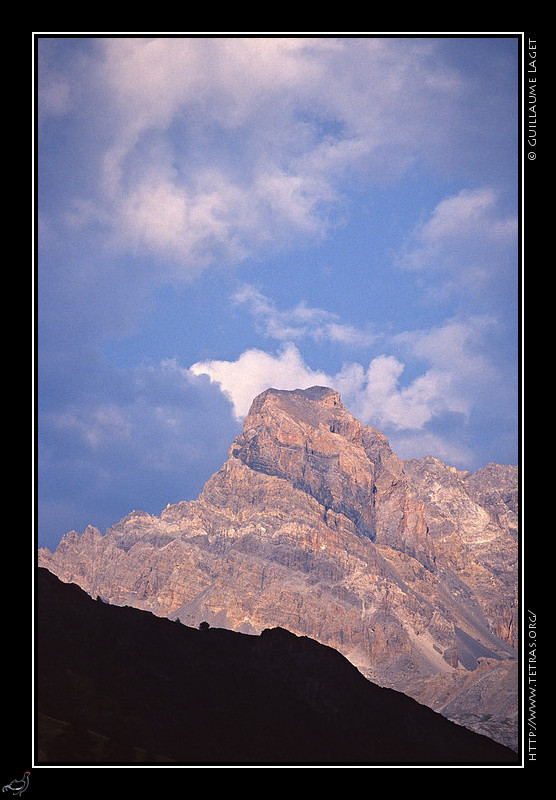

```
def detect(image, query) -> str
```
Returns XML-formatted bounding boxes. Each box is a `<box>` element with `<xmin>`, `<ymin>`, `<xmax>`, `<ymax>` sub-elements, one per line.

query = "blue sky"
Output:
<box><xmin>36</xmin><ymin>35</ymin><xmax>520</xmax><ymax>551</ymax></box>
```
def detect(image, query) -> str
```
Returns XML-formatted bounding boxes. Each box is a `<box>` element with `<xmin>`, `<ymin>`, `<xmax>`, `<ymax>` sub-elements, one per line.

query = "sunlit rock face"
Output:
<box><xmin>39</xmin><ymin>386</ymin><xmax>519</xmax><ymax>750</ymax></box>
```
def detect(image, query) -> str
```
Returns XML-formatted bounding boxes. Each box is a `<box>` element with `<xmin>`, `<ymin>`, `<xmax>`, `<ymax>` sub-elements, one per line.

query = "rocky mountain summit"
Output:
<box><xmin>39</xmin><ymin>386</ymin><xmax>519</xmax><ymax>751</ymax></box>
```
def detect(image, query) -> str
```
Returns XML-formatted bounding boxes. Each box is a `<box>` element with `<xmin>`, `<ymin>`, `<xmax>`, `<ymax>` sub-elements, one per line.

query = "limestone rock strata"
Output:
<box><xmin>38</xmin><ymin>386</ymin><xmax>518</xmax><ymax>749</ymax></box>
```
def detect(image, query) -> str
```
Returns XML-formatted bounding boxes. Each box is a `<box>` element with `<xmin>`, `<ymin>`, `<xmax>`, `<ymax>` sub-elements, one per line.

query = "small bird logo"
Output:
<box><xmin>2</xmin><ymin>773</ymin><xmax>30</xmax><ymax>797</ymax></box>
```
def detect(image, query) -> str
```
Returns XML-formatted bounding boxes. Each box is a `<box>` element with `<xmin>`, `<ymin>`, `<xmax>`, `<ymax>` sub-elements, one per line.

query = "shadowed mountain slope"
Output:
<box><xmin>36</xmin><ymin>568</ymin><xmax>519</xmax><ymax>765</ymax></box>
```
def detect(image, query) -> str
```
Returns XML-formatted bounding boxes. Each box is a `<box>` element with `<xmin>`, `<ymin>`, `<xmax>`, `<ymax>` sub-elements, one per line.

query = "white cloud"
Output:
<box><xmin>116</xmin><ymin>172</ymin><xmax>243</xmax><ymax>270</ymax></box>
<box><xmin>190</xmin><ymin>313</ymin><xmax>497</xmax><ymax>438</ymax></box>
<box><xmin>393</xmin><ymin>315</ymin><xmax>499</xmax><ymax>387</ymax></box>
<box><xmin>341</xmin><ymin>354</ymin><xmax>470</xmax><ymax>433</ymax></box>
<box><xmin>43</xmin><ymin>37</ymin><xmax>472</xmax><ymax>276</ymax></box>
<box><xmin>418</xmin><ymin>188</ymin><xmax>502</xmax><ymax>243</ymax></box>
<box><xmin>93</xmin><ymin>37</ymin><xmax>351</xmax><ymax>268</ymax></box>
<box><xmin>190</xmin><ymin>343</ymin><xmax>330</xmax><ymax>420</ymax></box>
<box><xmin>398</xmin><ymin>187</ymin><xmax>518</xmax><ymax>285</ymax></box>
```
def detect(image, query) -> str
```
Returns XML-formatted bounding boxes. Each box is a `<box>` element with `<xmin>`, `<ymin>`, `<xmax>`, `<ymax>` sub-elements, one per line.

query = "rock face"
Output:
<box><xmin>38</xmin><ymin>386</ymin><xmax>519</xmax><ymax>750</ymax></box>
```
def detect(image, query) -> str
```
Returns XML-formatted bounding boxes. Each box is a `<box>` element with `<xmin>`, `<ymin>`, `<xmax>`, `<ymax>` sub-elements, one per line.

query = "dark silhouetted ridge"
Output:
<box><xmin>36</xmin><ymin>568</ymin><xmax>519</xmax><ymax>765</ymax></box>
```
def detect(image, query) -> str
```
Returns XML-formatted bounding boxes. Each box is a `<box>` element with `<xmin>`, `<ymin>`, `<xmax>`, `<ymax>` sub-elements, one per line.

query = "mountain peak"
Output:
<box><xmin>242</xmin><ymin>385</ymin><xmax>345</xmax><ymax>431</ymax></box>
<box><xmin>226</xmin><ymin>385</ymin><xmax>386</xmax><ymax>540</ymax></box>
<box><xmin>38</xmin><ymin>386</ymin><xmax>519</xmax><ymax>752</ymax></box>
<box><xmin>258</xmin><ymin>385</ymin><xmax>341</xmax><ymax>403</ymax></box>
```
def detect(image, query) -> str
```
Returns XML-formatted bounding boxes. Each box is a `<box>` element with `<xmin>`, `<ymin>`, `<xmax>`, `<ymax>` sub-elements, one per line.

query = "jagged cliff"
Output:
<box><xmin>38</xmin><ymin>386</ymin><xmax>519</xmax><ymax>750</ymax></box>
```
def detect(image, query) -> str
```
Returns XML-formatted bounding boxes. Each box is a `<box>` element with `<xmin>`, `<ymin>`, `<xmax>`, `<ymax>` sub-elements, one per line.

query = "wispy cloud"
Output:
<box><xmin>233</xmin><ymin>284</ymin><xmax>377</xmax><ymax>347</ymax></box>
<box><xmin>396</xmin><ymin>187</ymin><xmax>518</xmax><ymax>303</ymax></box>
<box><xmin>409</xmin><ymin>188</ymin><xmax>516</xmax><ymax>246</ymax></box>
